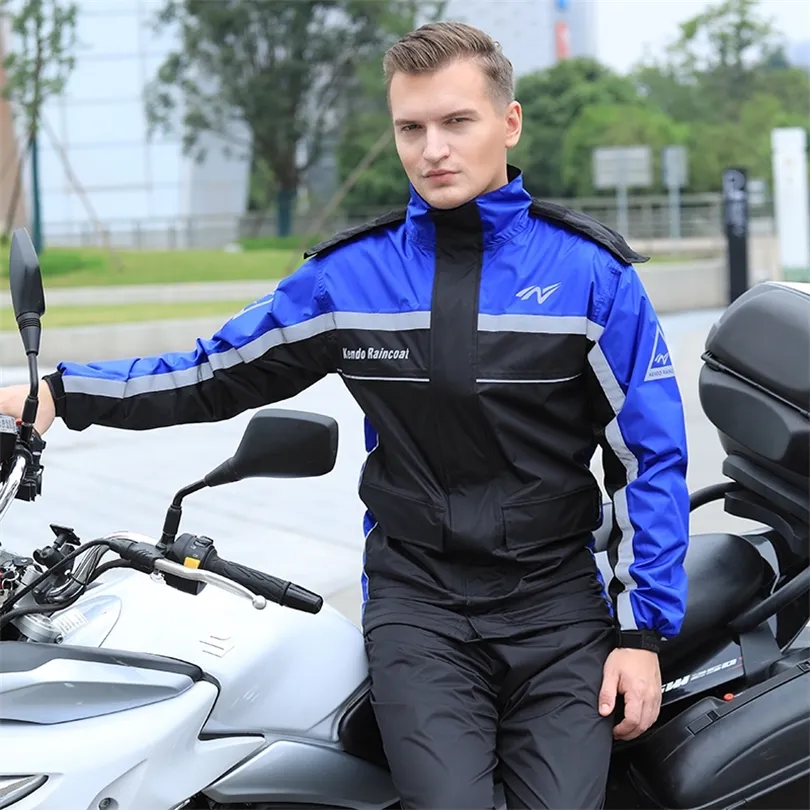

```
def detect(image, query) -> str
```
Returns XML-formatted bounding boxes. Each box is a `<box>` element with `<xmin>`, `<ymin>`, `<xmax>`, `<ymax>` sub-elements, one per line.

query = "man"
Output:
<box><xmin>0</xmin><ymin>21</ymin><xmax>689</xmax><ymax>809</ymax></box>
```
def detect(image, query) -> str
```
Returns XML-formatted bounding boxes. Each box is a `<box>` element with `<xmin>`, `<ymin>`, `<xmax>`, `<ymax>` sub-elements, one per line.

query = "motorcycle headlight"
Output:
<box><xmin>0</xmin><ymin>775</ymin><xmax>48</xmax><ymax>808</ymax></box>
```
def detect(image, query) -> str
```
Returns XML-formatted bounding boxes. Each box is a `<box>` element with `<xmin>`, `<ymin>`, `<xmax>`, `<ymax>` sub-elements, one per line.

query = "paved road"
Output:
<box><xmin>0</xmin><ymin>307</ymin><xmax>761</xmax><ymax>626</ymax></box>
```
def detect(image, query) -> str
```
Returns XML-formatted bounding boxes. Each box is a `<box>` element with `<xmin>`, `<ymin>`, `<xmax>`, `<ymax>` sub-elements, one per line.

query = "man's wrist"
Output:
<box><xmin>617</xmin><ymin>629</ymin><xmax>663</xmax><ymax>654</ymax></box>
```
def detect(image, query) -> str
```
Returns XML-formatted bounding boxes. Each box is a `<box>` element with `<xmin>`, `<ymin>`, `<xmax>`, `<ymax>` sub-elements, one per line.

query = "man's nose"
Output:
<box><xmin>422</xmin><ymin>127</ymin><xmax>450</xmax><ymax>162</ymax></box>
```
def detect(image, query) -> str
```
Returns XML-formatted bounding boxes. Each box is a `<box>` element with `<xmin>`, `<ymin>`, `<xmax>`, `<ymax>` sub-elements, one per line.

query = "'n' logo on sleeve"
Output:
<box><xmin>644</xmin><ymin>326</ymin><xmax>676</xmax><ymax>382</ymax></box>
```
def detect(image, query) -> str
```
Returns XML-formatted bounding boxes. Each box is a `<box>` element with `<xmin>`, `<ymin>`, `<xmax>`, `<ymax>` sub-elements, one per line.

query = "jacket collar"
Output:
<box><xmin>405</xmin><ymin>164</ymin><xmax>532</xmax><ymax>249</ymax></box>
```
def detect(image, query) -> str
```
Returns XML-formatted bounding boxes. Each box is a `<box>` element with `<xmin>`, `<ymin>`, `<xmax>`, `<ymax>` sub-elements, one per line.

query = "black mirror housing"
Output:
<box><xmin>203</xmin><ymin>409</ymin><xmax>339</xmax><ymax>488</ymax></box>
<box><xmin>8</xmin><ymin>228</ymin><xmax>45</xmax><ymax>356</ymax></box>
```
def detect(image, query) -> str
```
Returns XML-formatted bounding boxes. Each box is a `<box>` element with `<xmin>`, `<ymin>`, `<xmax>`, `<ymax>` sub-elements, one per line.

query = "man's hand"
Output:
<box><xmin>598</xmin><ymin>648</ymin><xmax>662</xmax><ymax>741</ymax></box>
<box><xmin>0</xmin><ymin>383</ymin><xmax>56</xmax><ymax>435</ymax></box>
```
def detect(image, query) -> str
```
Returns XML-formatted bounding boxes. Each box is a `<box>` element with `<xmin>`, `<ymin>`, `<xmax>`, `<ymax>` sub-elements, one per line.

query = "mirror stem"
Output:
<box><xmin>157</xmin><ymin>478</ymin><xmax>208</xmax><ymax>550</ymax></box>
<box><xmin>17</xmin><ymin>313</ymin><xmax>42</xmax><ymax>357</ymax></box>
<box><xmin>18</xmin><ymin>354</ymin><xmax>40</xmax><ymax>444</ymax></box>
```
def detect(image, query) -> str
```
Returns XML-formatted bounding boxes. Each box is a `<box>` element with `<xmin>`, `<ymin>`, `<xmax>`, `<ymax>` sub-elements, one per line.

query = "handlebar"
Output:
<box><xmin>201</xmin><ymin>551</ymin><xmax>324</xmax><ymax>614</ymax></box>
<box><xmin>103</xmin><ymin>531</ymin><xmax>323</xmax><ymax>615</ymax></box>
<box><xmin>0</xmin><ymin>455</ymin><xmax>26</xmax><ymax>524</ymax></box>
<box><xmin>0</xmin><ymin>415</ymin><xmax>45</xmax><ymax>516</ymax></box>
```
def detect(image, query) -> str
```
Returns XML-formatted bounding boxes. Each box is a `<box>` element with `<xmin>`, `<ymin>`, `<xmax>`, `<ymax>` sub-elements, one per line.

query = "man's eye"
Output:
<box><xmin>448</xmin><ymin>118</ymin><xmax>469</xmax><ymax>124</ymax></box>
<box><xmin>401</xmin><ymin>124</ymin><xmax>419</xmax><ymax>132</ymax></box>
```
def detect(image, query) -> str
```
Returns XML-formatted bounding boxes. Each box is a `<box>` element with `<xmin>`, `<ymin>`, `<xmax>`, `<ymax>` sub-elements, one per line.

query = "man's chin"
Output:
<box><xmin>418</xmin><ymin>184</ymin><xmax>473</xmax><ymax>210</ymax></box>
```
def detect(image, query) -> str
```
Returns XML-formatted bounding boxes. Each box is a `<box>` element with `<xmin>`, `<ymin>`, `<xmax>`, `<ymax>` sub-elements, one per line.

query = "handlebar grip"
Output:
<box><xmin>202</xmin><ymin>552</ymin><xmax>323</xmax><ymax>614</ymax></box>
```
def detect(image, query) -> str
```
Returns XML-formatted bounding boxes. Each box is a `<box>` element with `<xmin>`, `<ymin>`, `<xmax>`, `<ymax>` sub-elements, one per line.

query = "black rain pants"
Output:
<box><xmin>365</xmin><ymin>618</ymin><xmax>616</xmax><ymax>810</ymax></box>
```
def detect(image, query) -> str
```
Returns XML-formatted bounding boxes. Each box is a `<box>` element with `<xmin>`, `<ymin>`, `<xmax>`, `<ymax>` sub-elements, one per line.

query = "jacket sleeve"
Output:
<box><xmin>586</xmin><ymin>260</ymin><xmax>690</xmax><ymax>651</ymax></box>
<box><xmin>44</xmin><ymin>257</ymin><xmax>336</xmax><ymax>432</ymax></box>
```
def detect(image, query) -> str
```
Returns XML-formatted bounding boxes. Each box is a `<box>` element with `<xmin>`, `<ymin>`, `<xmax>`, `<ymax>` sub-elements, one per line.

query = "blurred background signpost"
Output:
<box><xmin>722</xmin><ymin>167</ymin><xmax>749</xmax><ymax>303</ymax></box>
<box><xmin>662</xmin><ymin>145</ymin><xmax>688</xmax><ymax>241</ymax></box>
<box><xmin>592</xmin><ymin>146</ymin><xmax>652</xmax><ymax>238</ymax></box>
<box><xmin>771</xmin><ymin>128</ymin><xmax>810</xmax><ymax>282</ymax></box>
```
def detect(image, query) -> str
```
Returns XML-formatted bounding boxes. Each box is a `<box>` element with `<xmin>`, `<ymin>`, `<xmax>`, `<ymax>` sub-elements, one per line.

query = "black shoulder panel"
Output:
<box><xmin>529</xmin><ymin>199</ymin><xmax>650</xmax><ymax>264</ymax></box>
<box><xmin>303</xmin><ymin>208</ymin><xmax>408</xmax><ymax>260</ymax></box>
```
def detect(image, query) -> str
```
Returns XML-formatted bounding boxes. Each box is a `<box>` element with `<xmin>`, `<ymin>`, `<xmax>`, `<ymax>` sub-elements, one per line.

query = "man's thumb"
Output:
<box><xmin>599</xmin><ymin>669</ymin><xmax>618</xmax><ymax>716</ymax></box>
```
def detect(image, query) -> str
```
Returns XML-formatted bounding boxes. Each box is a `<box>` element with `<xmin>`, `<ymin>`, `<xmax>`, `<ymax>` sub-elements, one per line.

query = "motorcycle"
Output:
<box><xmin>0</xmin><ymin>226</ymin><xmax>808</xmax><ymax>810</ymax></box>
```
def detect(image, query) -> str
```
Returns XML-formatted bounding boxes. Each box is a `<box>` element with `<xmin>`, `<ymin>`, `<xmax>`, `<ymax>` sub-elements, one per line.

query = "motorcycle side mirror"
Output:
<box><xmin>8</xmin><ymin>228</ymin><xmax>45</xmax><ymax>357</ymax></box>
<box><xmin>203</xmin><ymin>409</ymin><xmax>339</xmax><ymax>487</ymax></box>
<box><xmin>157</xmin><ymin>409</ymin><xmax>339</xmax><ymax>548</ymax></box>
<box><xmin>8</xmin><ymin>228</ymin><xmax>46</xmax><ymax>441</ymax></box>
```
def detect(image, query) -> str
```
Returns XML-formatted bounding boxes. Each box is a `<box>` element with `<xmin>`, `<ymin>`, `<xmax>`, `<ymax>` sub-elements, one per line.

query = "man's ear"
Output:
<box><xmin>505</xmin><ymin>100</ymin><xmax>522</xmax><ymax>149</ymax></box>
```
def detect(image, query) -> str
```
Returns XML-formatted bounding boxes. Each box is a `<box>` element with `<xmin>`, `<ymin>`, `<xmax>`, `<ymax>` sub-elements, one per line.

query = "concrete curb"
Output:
<box><xmin>0</xmin><ymin>280</ymin><xmax>279</xmax><ymax>308</ymax></box>
<box><xmin>0</xmin><ymin>316</ymin><xmax>234</xmax><ymax>367</ymax></box>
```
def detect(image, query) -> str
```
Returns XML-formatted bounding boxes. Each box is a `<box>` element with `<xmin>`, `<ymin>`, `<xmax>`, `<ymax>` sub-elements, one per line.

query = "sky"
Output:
<box><xmin>592</xmin><ymin>0</ymin><xmax>810</xmax><ymax>74</ymax></box>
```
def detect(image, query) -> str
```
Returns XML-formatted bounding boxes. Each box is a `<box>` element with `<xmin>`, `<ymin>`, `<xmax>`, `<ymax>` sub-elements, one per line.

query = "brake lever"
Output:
<box><xmin>153</xmin><ymin>558</ymin><xmax>267</xmax><ymax>610</ymax></box>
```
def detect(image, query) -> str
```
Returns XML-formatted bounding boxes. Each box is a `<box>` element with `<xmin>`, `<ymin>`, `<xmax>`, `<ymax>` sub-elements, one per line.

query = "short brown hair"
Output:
<box><xmin>383</xmin><ymin>21</ymin><xmax>515</xmax><ymax>107</ymax></box>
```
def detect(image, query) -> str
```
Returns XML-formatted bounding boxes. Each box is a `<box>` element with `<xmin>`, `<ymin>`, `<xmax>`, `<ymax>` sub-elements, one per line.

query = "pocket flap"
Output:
<box><xmin>502</xmin><ymin>485</ymin><xmax>601</xmax><ymax>547</ymax></box>
<box><xmin>360</xmin><ymin>480</ymin><xmax>446</xmax><ymax>552</ymax></box>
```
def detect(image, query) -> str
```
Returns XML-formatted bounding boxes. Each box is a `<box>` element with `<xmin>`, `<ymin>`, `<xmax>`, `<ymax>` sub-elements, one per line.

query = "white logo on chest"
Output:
<box><xmin>517</xmin><ymin>283</ymin><xmax>561</xmax><ymax>303</ymax></box>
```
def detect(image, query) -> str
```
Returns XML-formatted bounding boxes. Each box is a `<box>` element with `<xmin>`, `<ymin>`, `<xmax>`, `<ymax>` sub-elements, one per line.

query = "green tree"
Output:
<box><xmin>560</xmin><ymin>104</ymin><xmax>689</xmax><ymax>197</ymax></box>
<box><xmin>687</xmin><ymin>93</ymin><xmax>809</xmax><ymax>192</ymax></box>
<box><xmin>335</xmin><ymin>1</ymin><xmax>446</xmax><ymax>218</ymax></box>
<box><xmin>672</xmin><ymin>0</ymin><xmax>781</xmax><ymax>110</ymax></box>
<box><xmin>336</xmin><ymin>59</ymin><xmax>409</xmax><ymax>218</ymax></box>
<box><xmin>510</xmin><ymin>58</ymin><xmax>641</xmax><ymax>197</ymax></box>
<box><xmin>0</xmin><ymin>0</ymin><xmax>77</xmax><ymax>247</ymax></box>
<box><xmin>633</xmin><ymin>0</ymin><xmax>793</xmax><ymax>124</ymax></box>
<box><xmin>144</xmin><ymin>0</ymin><xmax>431</xmax><ymax>236</ymax></box>
<box><xmin>753</xmin><ymin>63</ymin><xmax>810</xmax><ymax>119</ymax></box>
<box><xmin>629</xmin><ymin>0</ymin><xmax>809</xmax><ymax>192</ymax></box>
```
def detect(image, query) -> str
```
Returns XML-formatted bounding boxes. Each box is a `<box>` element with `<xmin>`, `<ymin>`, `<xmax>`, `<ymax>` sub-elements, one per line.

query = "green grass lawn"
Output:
<box><xmin>0</xmin><ymin>246</ymin><xmax>299</xmax><ymax>288</ymax></box>
<box><xmin>0</xmin><ymin>243</ymin><xmax>719</xmax><ymax>291</ymax></box>
<box><xmin>0</xmin><ymin>299</ymin><xmax>255</xmax><ymax>330</ymax></box>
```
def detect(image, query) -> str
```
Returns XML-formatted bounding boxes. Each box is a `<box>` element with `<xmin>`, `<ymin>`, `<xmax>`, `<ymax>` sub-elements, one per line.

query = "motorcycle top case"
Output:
<box><xmin>699</xmin><ymin>282</ymin><xmax>809</xmax><ymax>515</ymax></box>
<box><xmin>628</xmin><ymin>656</ymin><xmax>810</xmax><ymax>809</ymax></box>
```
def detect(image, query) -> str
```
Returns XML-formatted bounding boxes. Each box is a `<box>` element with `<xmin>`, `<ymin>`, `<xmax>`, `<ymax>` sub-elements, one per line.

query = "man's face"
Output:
<box><xmin>389</xmin><ymin>58</ymin><xmax>522</xmax><ymax>210</ymax></box>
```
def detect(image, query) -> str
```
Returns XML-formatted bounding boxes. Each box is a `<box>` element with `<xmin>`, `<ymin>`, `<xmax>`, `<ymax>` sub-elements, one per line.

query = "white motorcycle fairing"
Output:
<box><xmin>0</xmin><ymin>567</ymin><xmax>398</xmax><ymax>810</ymax></box>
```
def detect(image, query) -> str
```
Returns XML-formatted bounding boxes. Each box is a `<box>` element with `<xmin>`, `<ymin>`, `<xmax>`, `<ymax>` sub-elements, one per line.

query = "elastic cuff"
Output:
<box><xmin>618</xmin><ymin>629</ymin><xmax>663</xmax><ymax>654</ymax></box>
<box><xmin>43</xmin><ymin>371</ymin><xmax>65</xmax><ymax>419</ymax></box>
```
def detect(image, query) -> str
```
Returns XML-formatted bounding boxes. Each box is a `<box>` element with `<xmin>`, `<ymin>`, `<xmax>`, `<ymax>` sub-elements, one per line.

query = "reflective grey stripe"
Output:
<box><xmin>340</xmin><ymin>372</ymin><xmax>430</xmax><ymax>383</ymax></box>
<box><xmin>587</xmin><ymin>342</ymin><xmax>640</xmax><ymax>631</ymax></box>
<box><xmin>63</xmin><ymin>312</ymin><xmax>336</xmax><ymax>399</ymax></box>
<box><xmin>335</xmin><ymin>311</ymin><xmax>430</xmax><ymax>331</ymax></box>
<box><xmin>340</xmin><ymin>374</ymin><xmax>581</xmax><ymax>384</ymax></box>
<box><xmin>477</xmin><ymin>374</ymin><xmax>582</xmax><ymax>384</ymax></box>
<box><xmin>62</xmin><ymin>310</ymin><xmax>432</xmax><ymax>399</ymax></box>
<box><xmin>478</xmin><ymin>314</ymin><xmax>604</xmax><ymax>340</ymax></box>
